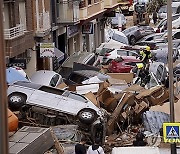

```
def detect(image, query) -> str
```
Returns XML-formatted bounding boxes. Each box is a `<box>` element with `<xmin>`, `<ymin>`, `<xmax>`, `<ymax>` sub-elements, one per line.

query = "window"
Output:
<box><xmin>86</xmin><ymin>55</ymin><xmax>96</xmax><ymax>65</ymax></box>
<box><xmin>174</xmin><ymin>32</ymin><xmax>180</xmax><ymax>39</ymax></box>
<box><xmin>146</xmin><ymin>36</ymin><xmax>153</xmax><ymax>41</ymax></box>
<box><xmin>50</xmin><ymin>74</ymin><xmax>60</xmax><ymax>87</ymax></box>
<box><xmin>117</xmin><ymin>50</ymin><xmax>128</xmax><ymax>56</ymax></box>
<box><xmin>112</xmin><ymin>33</ymin><xmax>129</xmax><ymax>44</ymax></box>
<box><xmin>69</xmin><ymin>73</ymin><xmax>88</xmax><ymax>84</ymax></box>
<box><xmin>129</xmin><ymin>51</ymin><xmax>138</xmax><ymax>57</ymax></box>
<box><xmin>88</xmin><ymin>0</ymin><xmax>92</xmax><ymax>5</ymax></box>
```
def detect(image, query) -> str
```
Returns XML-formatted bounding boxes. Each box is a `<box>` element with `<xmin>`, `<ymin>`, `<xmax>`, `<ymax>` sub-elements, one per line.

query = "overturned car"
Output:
<box><xmin>7</xmin><ymin>81</ymin><xmax>106</xmax><ymax>142</ymax></box>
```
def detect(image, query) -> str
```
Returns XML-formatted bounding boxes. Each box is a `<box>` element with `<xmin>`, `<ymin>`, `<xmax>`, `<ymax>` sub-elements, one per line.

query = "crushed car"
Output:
<box><xmin>7</xmin><ymin>81</ymin><xmax>107</xmax><ymax>143</ymax></box>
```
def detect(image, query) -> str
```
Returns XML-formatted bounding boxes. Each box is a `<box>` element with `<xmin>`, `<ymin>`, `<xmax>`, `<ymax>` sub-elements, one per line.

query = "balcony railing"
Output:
<box><xmin>57</xmin><ymin>0</ymin><xmax>80</xmax><ymax>24</ymax></box>
<box><xmin>37</xmin><ymin>12</ymin><xmax>51</xmax><ymax>32</ymax></box>
<box><xmin>4</xmin><ymin>24</ymin><xmax>24</xmax><ymax>39</ymax></box>
<box><xmin>79</xmin><ymin>0</ymin><xmax>104</xmax><ymax>20</ymax></box>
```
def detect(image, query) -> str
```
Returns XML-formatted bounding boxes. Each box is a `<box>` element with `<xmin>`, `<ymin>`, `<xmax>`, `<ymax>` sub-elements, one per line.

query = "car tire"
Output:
<box><xmin>130</xmin><ymin>36</ymin><xmax>136</xmax><ymax>45</ymax></box>
<box><xmin>77</xmin><ymin>109</ymin><xmax>97</xmax><ymax>124</ymax></box>
<box><xmin>8</xmin><ymin>93</ymin><xmax>26</xmax><ymax>111</ymax></box>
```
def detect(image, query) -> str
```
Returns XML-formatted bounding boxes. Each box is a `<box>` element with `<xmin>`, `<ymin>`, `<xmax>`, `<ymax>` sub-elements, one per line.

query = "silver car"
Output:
<box><xmin>7</xmin><ymin>81</ymin><xmax>104</xmax><ymax>126</ymax></box>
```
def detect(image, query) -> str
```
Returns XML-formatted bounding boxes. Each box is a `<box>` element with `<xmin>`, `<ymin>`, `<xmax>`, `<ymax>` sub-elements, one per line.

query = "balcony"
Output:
<box><xmin>104</xmin><ymin>0</ymin><xmax>119</xmax><ymax>9</ymax></box>
<box><xmin>4</xmin><ymin>24</ymin><xmax>24</xmax><ymax>40</ymax></box>
<box><xmin>79</xmin><ymin>0</ymin><xmax>105</xmax><ymax>20</ymax></box>
<box><xmin>35</xmin><ymin>12</ymin><xmax>51</xmax><ymax>37</ymax></box>
<box><xmin>57</xmin><ymin>0</ymin><xmax>80</xmax><ymax>25</ymax></box>
<box><xmin>4</xmin><ymin>25</ymin><xmax>34</xmax><ymax>58</ymax></box>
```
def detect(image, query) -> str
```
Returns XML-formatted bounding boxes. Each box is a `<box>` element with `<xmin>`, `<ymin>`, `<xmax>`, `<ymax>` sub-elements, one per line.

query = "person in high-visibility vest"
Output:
<box><xmin>134</xmin><ymin>62</ymin><xmax>150</xmax><ymax>87</ymax></box>
<box><xmin>139</xmin><ymin>46</ymin><xmax>152</xmax><ymax>65</ymax></box>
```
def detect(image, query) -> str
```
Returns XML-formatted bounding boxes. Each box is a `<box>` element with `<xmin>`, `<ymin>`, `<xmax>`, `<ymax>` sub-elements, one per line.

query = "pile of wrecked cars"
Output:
<box><xmin>7</xmin><ymin>50</ymin><xmax>180</xmax><ymax>153</ymax></box>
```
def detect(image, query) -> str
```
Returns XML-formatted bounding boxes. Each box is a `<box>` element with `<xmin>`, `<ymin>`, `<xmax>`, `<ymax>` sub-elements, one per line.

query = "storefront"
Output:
<box><xmin>67</xmin><ymin>25</ymin><xmax>81</xmax><ymax>55</ymax></box>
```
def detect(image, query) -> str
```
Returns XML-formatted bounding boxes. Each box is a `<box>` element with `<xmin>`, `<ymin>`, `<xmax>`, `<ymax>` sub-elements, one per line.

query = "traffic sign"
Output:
<box><xmin>163</xmin><ymin>123</ymin><xmax>180</xmax><ymax>143</ymax></box>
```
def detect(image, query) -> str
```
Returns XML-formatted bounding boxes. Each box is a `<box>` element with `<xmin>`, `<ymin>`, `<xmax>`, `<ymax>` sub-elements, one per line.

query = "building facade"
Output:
<box><xmin>3</xmin><ymin>0</ymin><xmax>120</xmax><ymax>75</ymax></box>
<box><xmin>3</xmin><ymin>0</ymin><xmax>34</xmax><ymax>76</ymax></box>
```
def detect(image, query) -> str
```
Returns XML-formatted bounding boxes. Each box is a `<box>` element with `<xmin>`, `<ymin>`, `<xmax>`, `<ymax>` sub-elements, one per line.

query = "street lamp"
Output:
<box><xmin>167</xmin><ymin>0</ymin><xmax>177</xmax><ymax>153</ymax></box>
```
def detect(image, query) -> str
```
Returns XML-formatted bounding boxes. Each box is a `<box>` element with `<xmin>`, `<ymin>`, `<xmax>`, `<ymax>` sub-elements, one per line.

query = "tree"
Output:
<box><xmin>147</xmin><ymin>0</ymin><xmax>166</xmax><ymax>13</ymax></box>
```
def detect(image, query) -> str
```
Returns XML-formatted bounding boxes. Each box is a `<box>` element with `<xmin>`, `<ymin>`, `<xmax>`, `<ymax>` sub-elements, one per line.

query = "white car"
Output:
<box><xmin>154</xmin><ymin>14</ymin><xmax>180</xmax><ymax>33</ymax></box>
<box><xmin>30</xmin><ymin>70</ymin><xmax>62</xmax><ymax>87</ymax></box>
<box><xmin>110</xmin><ymin>12</ymin><xmax>126</xmax><ymax>29</ymax></box>
<box><xmin>105</xmin><ymin>28</ymin><xmax>129</xmax><ymax>45</ymax></box>
<box><xmin>7</xmin><ymin>81</ymin><xmax>104</xmax><ymax>124</ymax></box>
<box><xmin>158</xmin><ymin>2</ymin><xmax>180</xmax><ymax>19</ymax></box>
<box><xmin>97</xmin><ymin>48</ymin><xmax>139</xmax><ymax>64</ymax></box>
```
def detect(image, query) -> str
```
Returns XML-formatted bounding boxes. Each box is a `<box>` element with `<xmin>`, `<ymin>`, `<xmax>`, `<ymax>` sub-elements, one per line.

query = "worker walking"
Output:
<box><xmin>134</xmin><ymin>63</ymin><xmax>150</xmax><ymax>87</ymax></box>
<box><xmin>139</xmin><ymin>46</ymin><xmax>152</xmax><ymax>65</ymax></box>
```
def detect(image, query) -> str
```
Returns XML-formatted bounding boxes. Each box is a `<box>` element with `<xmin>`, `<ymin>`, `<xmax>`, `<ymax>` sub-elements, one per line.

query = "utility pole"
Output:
<box><xmin>0</xmin><ymin>0</ymin><xmax>9</xmax><ymax>153</ymax></box>
<box><xmin>167</xmin><ymin>0</ymin><xmax>177</xmax><ymax>153</ymax></box>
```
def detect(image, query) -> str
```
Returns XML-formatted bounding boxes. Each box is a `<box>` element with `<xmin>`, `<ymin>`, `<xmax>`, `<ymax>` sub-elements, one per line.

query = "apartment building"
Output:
<box><xmin>3</xmin><ymin>0</ymin><xmax>120</xmax><ymax>74</ymax></box>
<box><xmin>3</xmin><ymin>0</ymin><xmax>34</xmax><ymax>75</ymax></box>
<box><xmin>51</xmin><ymin>0</ymin><xmax>120</xmax><ymax>71</ymax></box>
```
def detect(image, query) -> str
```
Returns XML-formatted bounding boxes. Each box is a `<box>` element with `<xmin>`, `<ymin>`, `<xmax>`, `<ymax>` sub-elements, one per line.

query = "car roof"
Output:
<box><xmin>12</xmin><ymin>81</ymin><xmax>42</xmax><ymax>89</ymax></box>
<box><xmin>6</xmin><ymin>67</ymin><xmax>29</xmax><ymax>84</ymax></box>
<box><xmin>61</xmin><ymin>52</ymin><xmax>95</xmax><ymax>68</ymax></box>
<box><xmin>30</xmin><ymin>70</ymin><xmax>61</xmax><ymax>86</ymax></box>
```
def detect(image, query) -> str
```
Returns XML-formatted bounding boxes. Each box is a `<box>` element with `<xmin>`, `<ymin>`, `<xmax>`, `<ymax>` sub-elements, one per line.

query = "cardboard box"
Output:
<box><xmin>84</xmin><ymin>92</ymin><xmax>100</xmax><ymax>107</ymax></box>
<box><xmin>107</xmin><ymin>73</ymin><xmax>134</xmax><ymax>83</ymax></box>
<box><xmin>57</xmin><ymin>82</ymin><xmax>68</xmax><ymax>89</ymax></box>
<box><xmin>69</xmin><ymin>84</ymin><xmax>100</xmax><ymax>94</ymax></box>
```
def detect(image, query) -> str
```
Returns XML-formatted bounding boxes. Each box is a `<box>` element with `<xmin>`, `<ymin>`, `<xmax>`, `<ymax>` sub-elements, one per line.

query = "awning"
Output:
<box><xmin>54</xmin><ymin>47</ymin><xmax>64</xmax><ymax>62</ymax></box>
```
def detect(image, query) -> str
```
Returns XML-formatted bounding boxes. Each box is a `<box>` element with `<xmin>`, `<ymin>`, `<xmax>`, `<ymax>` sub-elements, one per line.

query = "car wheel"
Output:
<box><xmin>78</xmin><ymin>109</ymin><xmax>97</xmax><ymax>124</ymax></box>
<box><xmin>8</xmin><ymin>93</ymin><xmax>26</xmax><ymax>111</ymax></box>
<box><xmin>107</xmin><ymin>59</ymin><xmax>112</xmax><ymax>65</ymax></box>
<box><xmin>130</xmin><ymin>36</ymin><xmax>136</xmax><ymax>45</ymax></box>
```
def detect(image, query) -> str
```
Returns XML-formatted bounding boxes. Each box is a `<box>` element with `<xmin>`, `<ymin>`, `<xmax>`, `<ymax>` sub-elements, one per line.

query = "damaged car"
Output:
<box><xmin>7</xmin><ymin>81</ymin><xmax>106</xmax><ymax>142</ymax></box>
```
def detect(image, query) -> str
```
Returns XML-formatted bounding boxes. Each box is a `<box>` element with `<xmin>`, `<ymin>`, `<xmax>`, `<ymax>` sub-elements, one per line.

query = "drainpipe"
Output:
<box><xmin>0</xmin><ymin>0</ymin><xmax>8</xmax><ymax>153</ymax></box>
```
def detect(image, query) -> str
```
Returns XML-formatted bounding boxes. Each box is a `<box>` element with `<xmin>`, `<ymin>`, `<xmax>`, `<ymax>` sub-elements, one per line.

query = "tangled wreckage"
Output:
<box><xmin>7</xmin><ymin>63</ymin><xmax>180</xmax><ymax>153</ymax></box>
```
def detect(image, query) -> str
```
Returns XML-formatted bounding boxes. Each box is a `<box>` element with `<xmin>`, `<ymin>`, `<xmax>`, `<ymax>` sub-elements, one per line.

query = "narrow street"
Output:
<box><xmin>1</xmin><ymin>0</ymin><xmax>180</xmax><ymax>154</ymax></box>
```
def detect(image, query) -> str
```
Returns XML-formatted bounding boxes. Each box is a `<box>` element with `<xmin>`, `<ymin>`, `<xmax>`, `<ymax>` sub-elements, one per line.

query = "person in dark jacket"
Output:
<box><xmin>152</xmin><ymin>11</ymin><xmax>158</xmax><ymax>25</ymax></box>
<box><xmin>75</xmin><ymin>136</ymin><xmax>87</xmax><ymax>154</ymax></box>
<box><xmin>133</xmin><ymin>132</ymin><xmax>147</xmax><ymax>146</ymax></box>
<box><xmin>87</xmin><ymin>138</ymin><xmax>105</xmax><ymax>154</ymax></box>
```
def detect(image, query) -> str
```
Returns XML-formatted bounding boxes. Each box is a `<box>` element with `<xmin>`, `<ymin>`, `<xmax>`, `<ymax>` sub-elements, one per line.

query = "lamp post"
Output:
<box><xmin>0</xmin><ymin>0</ymin><xmax>9</xmax><ymax>153</ymax></box>
<box><xmin>167</xmin><ymin>0</ymin><xmax>177</xmax><ymax>153</ymax></box>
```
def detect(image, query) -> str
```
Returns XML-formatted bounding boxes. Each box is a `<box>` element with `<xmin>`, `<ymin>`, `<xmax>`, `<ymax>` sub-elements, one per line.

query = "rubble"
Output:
<box><xmin>8</xmin><ymin>68</ymin><xmax>179</xmax><ymax>153</ymax></box>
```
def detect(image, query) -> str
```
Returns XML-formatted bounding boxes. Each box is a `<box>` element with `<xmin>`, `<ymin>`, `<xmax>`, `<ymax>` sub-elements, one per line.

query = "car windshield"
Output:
<box><xmin>158</xmin><ymin>6</ymin><xmax>167</xmax><ymax>13</ymax></box>
<box><xmin>172</xmin><ymin>7</ymin><xmax>177</xmax><ymax>13</ymax></box>
<box><xmin>112</xmin><ymin>33</ymin><xmax>129</xmax><ymax>44</ymax></box>
<box><xmin>99</xmin><ymin>48</ymin><xmax>114</xmax><ymax>56</ymax></box>
<box><xmin>114</xmin><ymin>57</ymin><xmax>124</xmax><ymax>62</ymax></box>
<box><xmin>63</xmin><ymin>91</ymin><xmax>87</xmax><ymax>103</ymax></box>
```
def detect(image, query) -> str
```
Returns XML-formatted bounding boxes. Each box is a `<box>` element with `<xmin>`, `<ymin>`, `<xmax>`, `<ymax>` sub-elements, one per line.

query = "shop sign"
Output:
<box><xmin>40</xmin><ymin>43</ymin><xmax>55</xmax><ymax>58</ymax></box>
<box><xmin>67</xmin><ymin>25</ymin><xmax>79</xmax><ymax>38</ymax></box>
<box><xmin>7</xmin><ymin>59</ymin><xmax>27</xmax><ymax>69</ymax></box>
<box><xmin>82</xmin><ymin>22</ymin><xmax>94</xmax><ymax>34</ymax></box>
